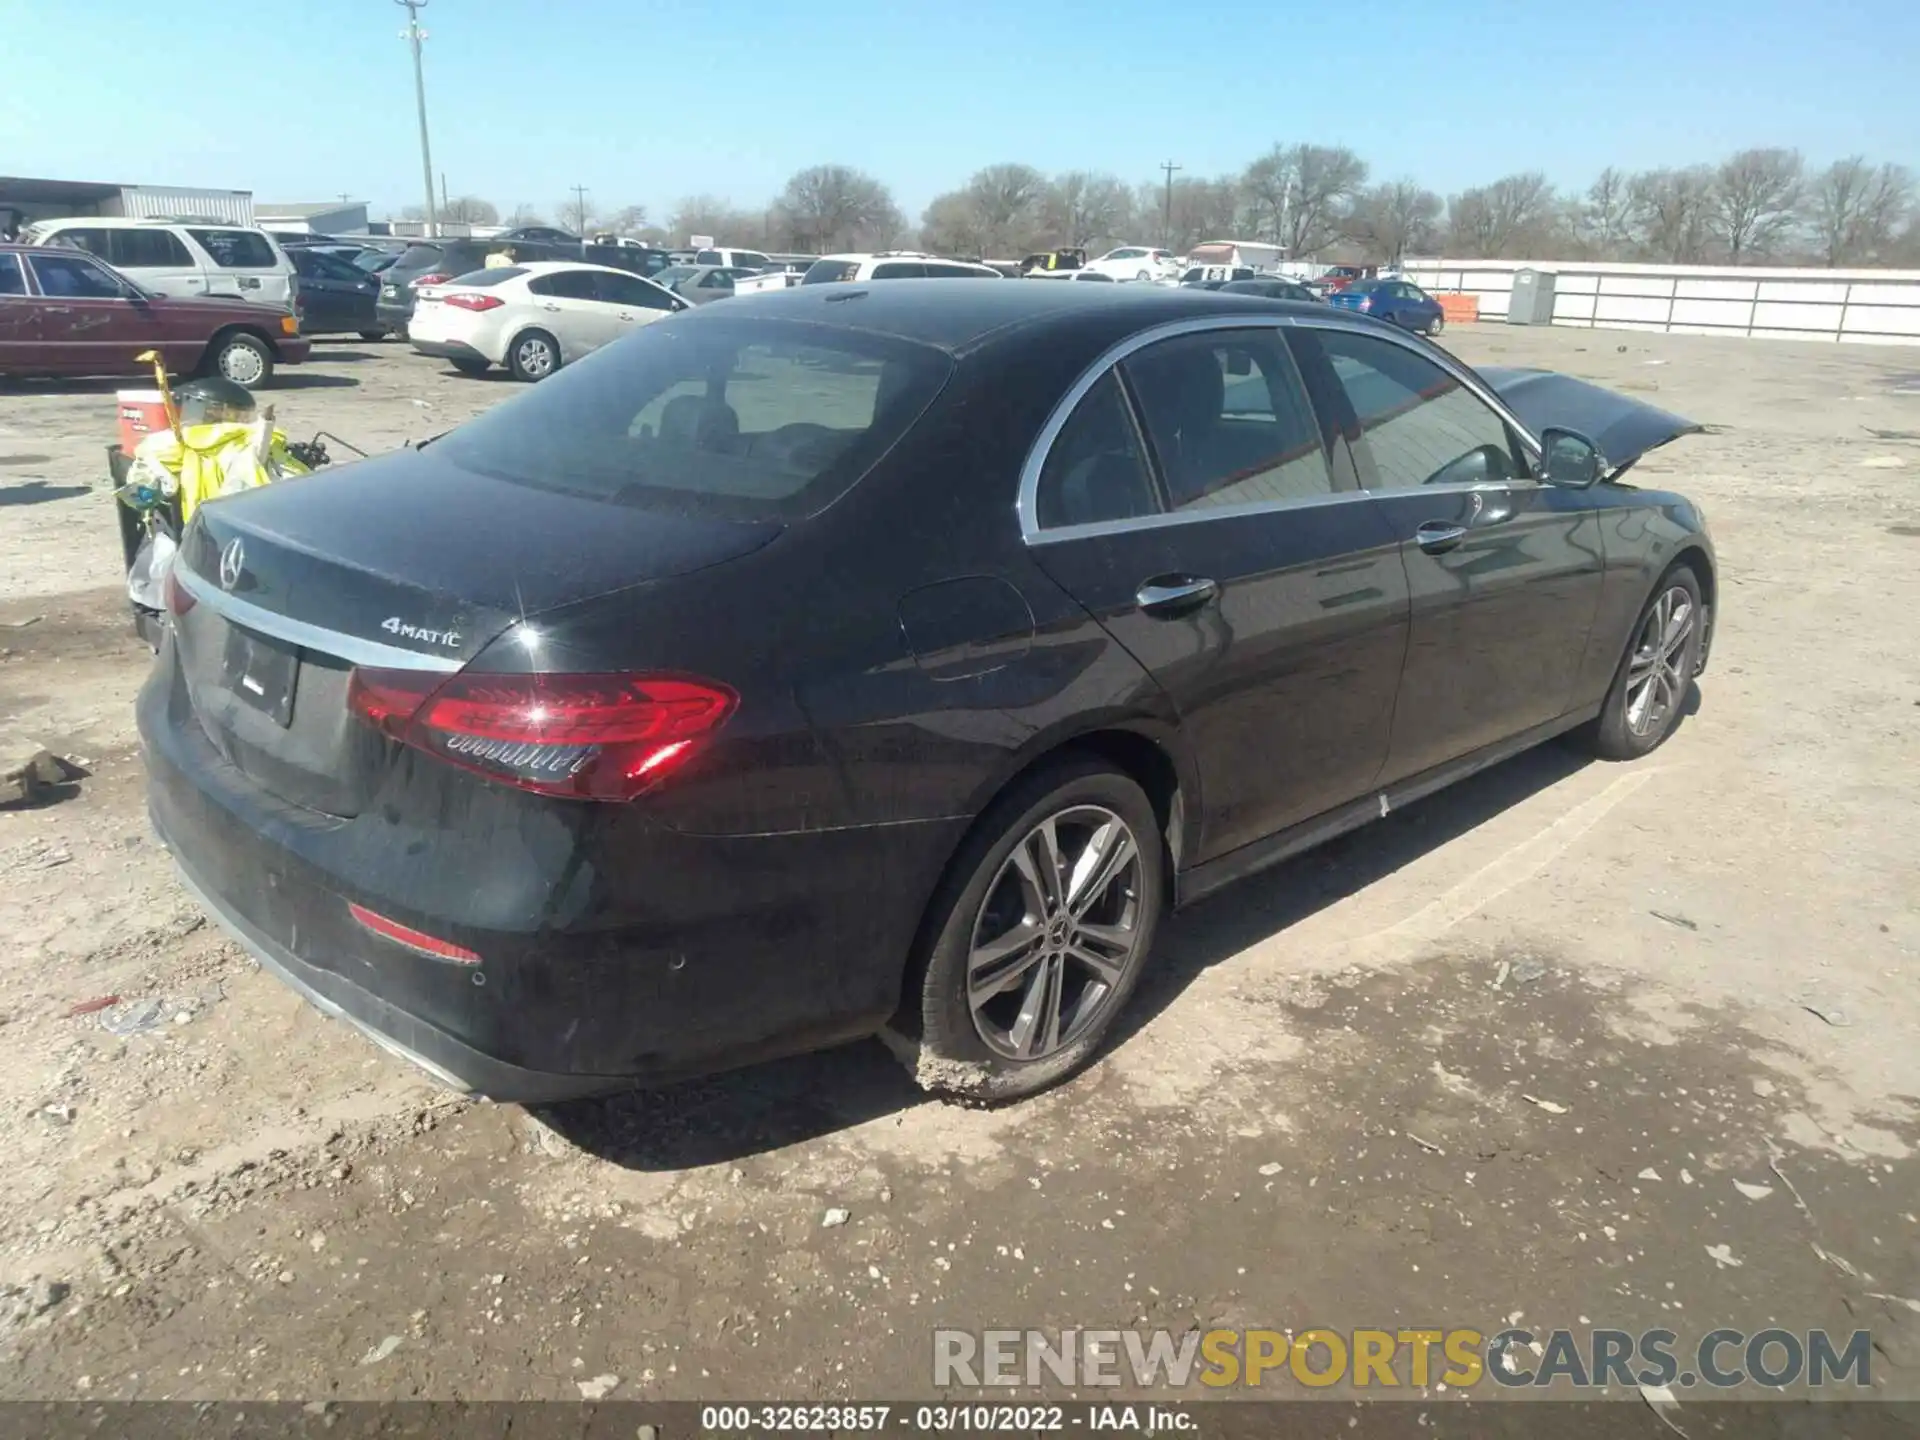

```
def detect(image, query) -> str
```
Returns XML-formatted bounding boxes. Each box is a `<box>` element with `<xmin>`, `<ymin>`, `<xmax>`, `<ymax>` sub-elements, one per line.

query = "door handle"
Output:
<box><xmin>42</xmin><ymin>305</ymin><xmax>72</xmax><ymax>314</ymax></box>
<box><xmin>541</xmin><ymin>303</ymin><xmax>561</xmax><ymax>312</ymax></box>
<box><xmin>1135</xmin><ymin>575</ymin><xmax>1218</xmax><ymax>617</ymax></box>
<box><xmin>1414</xmin><ymin>521</ymin><xmax>1468</xmax><ymax>553</ymax></box>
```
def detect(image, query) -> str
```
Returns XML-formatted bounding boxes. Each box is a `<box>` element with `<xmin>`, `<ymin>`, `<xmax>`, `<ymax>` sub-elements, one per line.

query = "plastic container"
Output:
<box><xmin>115</xmin><ymin>390</ymin><xmax>170</xmax><ymax>453</ymax></box>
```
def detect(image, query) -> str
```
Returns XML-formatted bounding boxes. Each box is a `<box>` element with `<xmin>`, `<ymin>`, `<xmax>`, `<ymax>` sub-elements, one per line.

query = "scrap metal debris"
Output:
<box><xmin>1650</xmin><ymin>911</ymin><xmax>1698</xmax><ymax>931</ymax></box>
<box><xmin>1732</xmin><ymin>1180</ymin><xmax>1774</xmax><ymax>1201</ymax></box>
<box><xmin>1800</xmin><ymin>1003</ymin><xmax>1851</xmax><ymax>1027</ymax></box>
<box><xmin>1520</xmin><ymin>1094</ymin><xmax>1569</xmax><ymax>1115</ymax></box>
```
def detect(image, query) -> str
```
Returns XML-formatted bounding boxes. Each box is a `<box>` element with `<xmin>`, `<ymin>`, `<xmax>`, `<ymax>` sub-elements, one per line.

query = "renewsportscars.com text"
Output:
<box><xmin>933</xmin><ymin>1326</ymin><xmax>1873</xmax><ymax>1390</ymax></box>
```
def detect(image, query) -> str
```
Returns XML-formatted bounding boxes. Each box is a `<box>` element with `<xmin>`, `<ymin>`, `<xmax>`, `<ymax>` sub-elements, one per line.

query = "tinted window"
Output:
<box><xmin>434</xmin><ymin>319</ymin><xmax>953</xmax><ymax>522</ymax></box>
<box><xmin>1108</xmin><ymin>248</ymin><xmax>1143</xmax><ymax>260</ymax></box>
<box><xmin>188</xmin><ymin>228</ymin><xmax>277</xmax><ymax>268</ymax></box>
<box><xmin>653</xmin><ymin>266</ymin><xmax>697</xmax><ymax>285</ymax></box>
<box><xmin>1315</xmin><ymin>330</ymin><xmax>1522</xmax><ymax>491</ymax></box>
<box><xmin>0</xmin><ymin>255</ymin><xmax>23</xmax><ymax>296</ymax></box>
<box><xmin>1123</xmin><ymin>330</ymin><xmax>1333</xmax><ymax>512</ymax></box>
<box><xmin>698</xmin><ymin>270</ymin><xmax>732</xmax><ymax>288</ymax></box>
<box><xmin>447</xmin><ymin>266</ymin><xmax>527</xmax><ymax>286</ymax></box>
<box><xmin>925</xmin><ymin>263</ymin><xmax>988</xmax><ymax>279</ymax></box>
<box><xmin>695</xmin><ymin>249</ymin><xmax>723</xmax><ymax>265</ymax></box>
<box><xmin>802</xmin><ymin>259</ymin><xmax>861</xmax><ymax>284</ymax></box>
<box><xmin>113</xmin><ymin>228</ymin><xmax>194</xmax><ymax>268</ymax></box>
<box><xmin>735</xmin><ymin>252</ymin><xmax>771</xmax><ymax>270</ymax></box>
<box><xmin>53</xmin><ymin>228</ymin><xmax>113</xmax><ymax>260</ymax></box>
<box><xmin>310</xmin><ymin>251</ymin><xmax>368</xmax><ymax>282</ymax></box>
<box><xmin>871</xmin><ymin>262</ymin><xmax>924</xmax><ymax>279</ymax></box>
<box><xmin>528</xmin><ymin>270</ymin><xmax>600</xmax><ymax>300</ymax></box>
<box><xmin>1035</xmin><ymin>371</ymin><xmax>1160</xmax><ymax>530</ymax></box>
<box><xmin>30</xmin><ymin>253</ymin><xmax>127</xmax><ymax>299</ymax></box>
<box><xmin>597</xmin><ymin>272</ymin><xmax>678</xmax><ymax>309</ymax></box>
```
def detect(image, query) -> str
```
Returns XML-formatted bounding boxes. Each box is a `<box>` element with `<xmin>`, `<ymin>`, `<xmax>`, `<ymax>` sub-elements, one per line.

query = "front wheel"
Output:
<box><xmin>886</xmin><ymin>757</ymin><xmax>1166</xmax><ymax>1103</ymax></box>
<box><xmin>1135</xmin><ymin>269</ymin><xmax>1151</xmax><ymax>283</ymax></box>
<box><xmin>507</xmin><ymin>329</ymin><xmax>560</xmax><ymax>382</ymax></box>
<box><xmin>209</xmin><ymin>332</ymin><xmax>274</xmax><ymax>389</ymax></box>
<box><xmin>1427</xmin><ymin>312</ymin><xmax>1446</xmax><ymax>336</ymax></box>
<box><xmin>1586</xmin><ymin>565</ymin><xmax>1703</xmax><ymax>760</ymax></box>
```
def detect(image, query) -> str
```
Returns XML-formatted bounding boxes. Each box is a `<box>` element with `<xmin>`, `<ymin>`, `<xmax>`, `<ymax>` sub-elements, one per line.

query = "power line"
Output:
<box><xmin>395</xmin><ymin>0</ymin><xmax>437</xmax><ymax>237</ymax></box>
<box><xmin>1160</xmin><ymin>160</ymin><xmax>1183</xmax><ymax>248</ymax></box>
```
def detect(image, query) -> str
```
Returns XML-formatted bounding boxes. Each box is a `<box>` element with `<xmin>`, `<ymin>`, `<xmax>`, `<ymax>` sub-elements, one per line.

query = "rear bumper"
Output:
<box><xmin>375</xmin><ymin>297</ymin><xmax>416</xmax><ymax>331</ymax></box>
<box><xmin>137</xmin><ymin>644</ymin><xmax>961</xmax><ymax>1104</ymax></box>
<box><xmin>410</xmin><ymin>338</ymin><xmax>488</xmax><ymax>365</ymax></box>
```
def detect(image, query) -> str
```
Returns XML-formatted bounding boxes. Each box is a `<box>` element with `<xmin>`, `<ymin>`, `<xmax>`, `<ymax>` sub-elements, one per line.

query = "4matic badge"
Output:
<box><xmin>381</xmin><ymin>616</ymin><xmax>462</xmax><ymax>648</ymax></box>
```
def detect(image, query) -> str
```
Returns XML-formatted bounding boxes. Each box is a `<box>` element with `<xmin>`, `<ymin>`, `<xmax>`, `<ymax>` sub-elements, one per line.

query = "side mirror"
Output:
<box><xmin>1540</xmin><ymin>427</ymin><xmax>1604</xmax><ymax>489</ymax></box>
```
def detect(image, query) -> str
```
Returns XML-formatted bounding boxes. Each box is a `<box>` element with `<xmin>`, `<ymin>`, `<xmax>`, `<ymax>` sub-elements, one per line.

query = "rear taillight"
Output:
<box><xmin>346</xmin><ymin>669</ymin><xmax>737</xmax><ymax>801</ymax></box>
<box><xmin>163</xmin><ymin>565</ymin><xmax>195</xmax><ymax>617</ymax></box>
<box><xmin>1356</xmin><ymin>296</ymin><xmax>1373</xmax><ymax>311</ymax></box>
<box><xmin>410</xmin><ymin>271</ymin><xmax>450</xmax><ymax>288</ymax></box>
<box><xmin>441</xmin><ymin>293</ymin><xmax>503</xmax><ymax>312</ymax></box>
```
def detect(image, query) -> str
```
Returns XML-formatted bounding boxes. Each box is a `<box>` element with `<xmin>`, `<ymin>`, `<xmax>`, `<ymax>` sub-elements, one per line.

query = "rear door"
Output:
<box><xmin>525</xmin><ymin>269</ymin><xmax>619</xmax><ymax>358</ymax></box>
<box><xmin>107</xmin><ymin>226</ymin><xmax>205</xmax><ymax>300</ymax></box>
<box><xmin>0</xmin><ymin>254</ymin><xmax>38</xmax><ymax>369</ymax></box>
<box><xmin>1024</xmin><ymin>323</ymin><xmax>1409</xmax><ymax>863</ymax></box>
<box><xmin>24</xmin><ymin>250</ymin><xmax>145</xmax><ymax>373</ymax></box>
<box><xmin>292</xmin><ymin>249</ymin><xmax>377</xmax><ymax>333</ymax></box>
<box><xmin>187</xmin><ymin>227</ymin><xmax>292</xmax><ymax>306</ymax></box>
<box><xmin>1290</xmin><ymin>323</ymin><xmax>1607</xmax><ymax>783</ymax></box>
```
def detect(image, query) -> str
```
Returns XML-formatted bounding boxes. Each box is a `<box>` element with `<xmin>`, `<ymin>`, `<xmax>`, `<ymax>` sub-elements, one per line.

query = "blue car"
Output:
<box><xmin>1325</xmin><ymin>278</ymin><xmax>1446</xmax><ymax>336</ymax></box>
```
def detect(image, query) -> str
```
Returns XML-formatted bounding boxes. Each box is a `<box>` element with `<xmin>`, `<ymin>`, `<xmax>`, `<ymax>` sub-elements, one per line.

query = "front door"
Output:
<box><xmin>0</xmin><ymin>254</ymin><xmax>38</xmax><ymax>370</ymax></box>
<box><xmin>592</xmin><ymin>269</ymin><xmax>681</xmax><ymax>333</ymax></box>
<box><xmin>24</xmin><ymin>251</ymin><xmax>146</xmax><ymax>375</ymax></box>
<box><xmin>1290</xmin><ymin>325</ymin><xmax>1607</xmax><ymax>784</ymax></box>
<box><xmin>525</xmin><ymin>269</ymin><xmax>621</xmax><ymax>359</ymax></box>
<box><xmin>1024</xmin><ymin>325</ymin><xmax>1410</xmax><ymax>864</ymax></box>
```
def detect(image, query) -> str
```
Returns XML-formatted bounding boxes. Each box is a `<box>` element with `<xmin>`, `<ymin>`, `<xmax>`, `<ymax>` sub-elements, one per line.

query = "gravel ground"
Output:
<box><xmin>1</xmin><ymin>323</ymin><xmax>1917</xmax><ymax>1406</ymax></box>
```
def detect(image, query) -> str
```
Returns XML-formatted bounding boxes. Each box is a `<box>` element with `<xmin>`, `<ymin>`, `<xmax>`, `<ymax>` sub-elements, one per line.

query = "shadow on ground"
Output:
<box><xmin>0</xmin><ymin>481</ymin><xmax>92</xmax><ymax>508</ymax></box>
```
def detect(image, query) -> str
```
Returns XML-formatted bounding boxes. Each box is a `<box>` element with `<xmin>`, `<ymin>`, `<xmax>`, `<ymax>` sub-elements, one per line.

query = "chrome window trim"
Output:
<box><xmin>174</xmin><ymin>565</ymin><xmax>463</xmax><ymax>673</ymax></box>
<box><xmin>1017</xmin><ymin>311</ymin><xmax>1549</xmax><ymax>546</ymax></box>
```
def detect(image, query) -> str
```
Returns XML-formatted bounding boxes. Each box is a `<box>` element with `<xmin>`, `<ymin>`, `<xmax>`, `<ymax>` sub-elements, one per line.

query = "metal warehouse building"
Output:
<box><xmin>0</xmin><ymin>176</ymin><xmax>255</xmax><ymax>238</ymax></box>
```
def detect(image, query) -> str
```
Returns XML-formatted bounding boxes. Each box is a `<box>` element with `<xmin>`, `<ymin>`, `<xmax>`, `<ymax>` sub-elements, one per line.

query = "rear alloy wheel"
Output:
<box><xmin>508</xmin><ymin>329</ymin><xmax>560</xmax><ymax>382</ymax></box>
<box><xmin>1135</xmin><ymin>269</ymin><xmax>1152</xmax><ymax>283</ymax></box>
<box><xmin>887</xmin><ymin>758</ymin><xmax>1165</xmax><ymax>1103</ymax></box>
<box><xmin>1587</xmin><ymin>565</ymin><xmax>1702</xmax><ymax>760</ymax></box>
<box><xmin>1428</xmin><ymin>312</ymin><xmax>1446</xmax><ymax>337</ymax></box>
<box><xmin>211</xmin><ymin>332</ymin><xmax>273</xmax><ymax>389</ymax></box>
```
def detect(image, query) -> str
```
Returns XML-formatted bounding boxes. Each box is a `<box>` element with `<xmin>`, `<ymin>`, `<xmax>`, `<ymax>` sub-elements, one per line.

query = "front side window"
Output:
<box><xmin>113</xmin><ymin>228</ymin><xmax>194</xmax><ymax>268</ymax></box>
<box><xmin>188</xmin><ymin>228</ymin><xmax>277</xmax><ymax>268</ymax></box>
<box><xmin>1314</xmin><ymin>329</ymin><xmax>1523</xmax><ymax>491</ymax></box>
<box><xmin>1122</xmin><ymin>330</ymin><xmax>1334</xmax><ymax>512</ymax></box>
<box><xmin>597</xmin><ymin>272</ymin><xmax>678</xmax><ymax>309</ymax></box>
<box><xmin>1035</xmin><ymin>371</ymin><xmax>1161</xmax><ymax>530</ymax></box>
<box><xmin>1106</xmin><ymin>248</ymin><xmax>1144</xmax><ymax>260</ymax></box>
<box><xmin>29</xmin><ymin>253</ymin><xmax>127</xmax><ymax>299</ymax></box>
<box><xmin>434</xmin><ymin>318</ymin><xmax>952</xmax><ymax>522</ymax></box>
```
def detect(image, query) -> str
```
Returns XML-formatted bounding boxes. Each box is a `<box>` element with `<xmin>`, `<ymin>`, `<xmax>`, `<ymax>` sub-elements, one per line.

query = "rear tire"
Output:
<box><xmin>208</xmin><ymin>331</ymin><xmax>274</xmax><ymax>389</ymax></box>
<box><xmin>359</xmin><ymin>329</ymin><xmax>387</xmax><ymax>342</ymax></box>
<box><xmin>1428</xmin><ymin>312</ymin><xmax>1446</xmax><ymax>336</ymax></box>
<box><xmin>507</xmin><ymin>329</ymin><xmax>560</xmax><ymax>383</ymax></box>
<box><xmin>1586</xmin><ymin>565</ymin><xmax>1703</xmax><ymax>760</ymax></box>
<box><xmin>885</xmin><ymin>757</ymin><xmax>1166</xmax><ymax>1104</ymax></box>
<box><xmin>450</xmin><ymin>356</ymin><xmax>489</xmax><ymax>377</ymax></box>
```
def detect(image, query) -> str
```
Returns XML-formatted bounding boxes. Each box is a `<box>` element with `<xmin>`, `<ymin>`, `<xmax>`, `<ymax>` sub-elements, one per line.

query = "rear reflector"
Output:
<box><xmin>346</xmin><ymin>669</ymin><xmax>737</xmax><ymax>801</ymax></box>
<box><xmin>442</xmin><ymin>293</ymin><xmax>504</xmax><ymax>312</ymax></box>
<box><xmin>348</xmin><ymin>902</ymin><xmax>481</xmax><ymax>964</ymax></box>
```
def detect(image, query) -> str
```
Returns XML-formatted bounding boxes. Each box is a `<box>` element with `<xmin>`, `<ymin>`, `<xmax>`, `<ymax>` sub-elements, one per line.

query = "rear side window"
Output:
<box><xmin>801</xmin><ymin>260</ymin><xmax>860</xmax><ymax>284</ymax></box>
<box><xmin>52</xmin><ymin>227</ymin><xmax>112</xmax><ymax>259</ymax></box>
<box><xmin>434</xmin><ymin>318</ymin><xmax>953</xmax><ymax>522</ymax></box>
<box><xmin>188</xmin><ymin>228</ymin><xmax>277</xmax><ymax>268</ymax></box>
<box><xmin>1035</xmin><ymin>372</ymin><xmax>1161</xmax><ymax>530</ymax></box>
<box><xmin>1122</xmin><ymin>329</ymin><xmax>1333</xmax><ymax>512</ymax></box>
<box><xmin>925</xmin><ymin>263</ymin><xmax>987</xmax><ymax>279</ymax></box>
<box><xmin>695</xmin><ymin>249</ymin><xmax>723</xmax><ymax>265</ymax></box>
<box><xmin>113</xmin><ymin>228</ymin><xmax>194</xmax><ymax>267</ymax></box>
<box><xmin>0</xmin><ymin>255</ymin><xmax>23</xmax><ymax>295</ymax></box>
<box><xmin>448</xmin><ymin>266</ymin><xmax>527</xmax><ymax>286</ymax></box>
<box><xmin>871</xmin><ymin>262</ymin><xmax>923</xmax><ymax>279</ymax></box>
<box><xmin>528</xmin><ymin>270</ymin><xmax>600</xmax><ymax>300</ymax></box>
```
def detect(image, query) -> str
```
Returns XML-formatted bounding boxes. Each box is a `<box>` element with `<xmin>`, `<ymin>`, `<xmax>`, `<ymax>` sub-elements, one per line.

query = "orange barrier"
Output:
<box><xmin>1438</xmin><ymin>293</ymin><xmax>1480</xmax><ymax>324</ymax></box>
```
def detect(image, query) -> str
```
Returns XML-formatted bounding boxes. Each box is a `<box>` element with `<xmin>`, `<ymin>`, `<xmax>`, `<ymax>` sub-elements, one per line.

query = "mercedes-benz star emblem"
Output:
<box><xmin>217</xmin><ymin>538</ymin><xmax>246</xmax><ymax>592</ymax></box>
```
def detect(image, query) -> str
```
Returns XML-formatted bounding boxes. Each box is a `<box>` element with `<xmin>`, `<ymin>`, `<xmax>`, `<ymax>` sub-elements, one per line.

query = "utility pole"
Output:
<box><xmin>440</xmin><ymin>172</ymin><xmax>450</xmax><ymax>220</ymax></box>
<box><xmin>570</xmin><ymin>185</ymin><xmax>590</xmax><ymax>237</ymax></box>
<box><xmin>1159</xmin><ymin>160</ymin><xmax>1182</xmax><ymax>249</ymax></box>
<box><xmin>395</xmin><ymin>0</ymin><xmax>437</xmax><ymax>238</ymax></box>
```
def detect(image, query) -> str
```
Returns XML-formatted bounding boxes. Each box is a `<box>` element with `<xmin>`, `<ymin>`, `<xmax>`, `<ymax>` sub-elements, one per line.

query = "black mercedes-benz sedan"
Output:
<box><xmin>140</xmin><ymin>282</ymin><xmax>1715</xmax><ymax>1104</ymax></box>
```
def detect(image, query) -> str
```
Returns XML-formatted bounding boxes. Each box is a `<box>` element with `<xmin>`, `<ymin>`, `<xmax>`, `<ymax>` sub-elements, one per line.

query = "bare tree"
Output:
<box><xmin>506</xmin><ymin>203</ymin><xmax>546</xmax><ymax>228</ymax></box>
<box><xmin>1348</xmin><ymin>180</ymin><xmax>1441</xmax><ymax>264</ymax></box>
<box><xmin>590</xmin><ymin>204</ymin><xmax>649</xmax><ymax>238</ymax></box>
<box><xmin>1444</xmin><ymin>173</ymin><xmax>1556</xmax><ymax>257</ymax></box>
<box><xmin>1576</xmin><ymin>168</ymin><xmax>1635</xmax><ymax>257</ymax></box>
<box><xmin>667</xmin><ymin>195</ymin><xmax>762</xmax><ymax>246</ymax></box>
<box><xmin>918</xmin><ymin>190</ymin><xmax>988</xmax><ymax>257</ymax></box>
<box><xmin>1042</xmin><ymin>172</ymin><xmax>1133</xmax><ymax>250</ymax></box>
<box><xmin>1138</xmin><ymin>175</ymin><xmax>1239</xmax><ymax>254</ymax></box>
<box><xmin>956</xmin><ymin>163</ymin><xmax>1049</xmax><ymax>256</ymax></box>
<box><xmin>1627</xmin><ymin>167</ymin><xmax>1716</xmax><ymax>262</ymax></box>
<box><xmin>1806</xmin><ymin>157</ymin><xmax>1914</xmax><ymax>266</ymax></box>
<box><xmin>1242</xmin><ymin>144</ymin><xmax>1367</xmax><ymax>256</ymax></box>
<box><xmin>1711</xmin><ymin>148</ymin><xmax>1802</xmax><ymax>262</ymax></box>
<box><xmin>771</xmin><ymin>165</ymin><xmax>903</xmax><ymax>254</ymax></box>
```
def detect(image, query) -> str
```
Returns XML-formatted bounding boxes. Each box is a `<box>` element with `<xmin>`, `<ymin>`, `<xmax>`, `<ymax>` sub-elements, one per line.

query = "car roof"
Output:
<box><xmin>504</xmin><ymin>260</ymin><xmax>656</xmax><ymax>277</ymax></box>
<box><xmin>717</xmin><ymin>278</ymin><xmax>1327</xmax><ymax>355</ymax></box>
<box><xmin>0</xmin><ymin>242</ymin><xmax>88</xmax><ymax>258</ymax></box>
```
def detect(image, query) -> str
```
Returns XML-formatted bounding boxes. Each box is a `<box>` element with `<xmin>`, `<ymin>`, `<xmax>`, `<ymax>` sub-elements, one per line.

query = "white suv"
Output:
<box><xmin>801</xmin><ymin>252</ymin><xmax>1002</xmax><ymax>283</ymax></box>
<box><xmin>20</xmin><ymin>217</ymin><xmax>297</xmax><ymax>308</ymax></box>
<box><xmin>1084</xmin><ymin>246</ymin><xmax>1180</xmax><ymax>283</ymax></box>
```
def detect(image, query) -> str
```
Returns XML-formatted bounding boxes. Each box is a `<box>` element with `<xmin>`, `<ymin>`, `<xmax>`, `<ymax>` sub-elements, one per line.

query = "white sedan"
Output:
<box><xmin>407</xmin><ymin>260</ymin><xmax>687</xmax><ymax>381</ymax></box>
<box><xmin>1083</xmin><ymin>246</ymin><xmax>1181</xmax><ymax>283</ymax></box>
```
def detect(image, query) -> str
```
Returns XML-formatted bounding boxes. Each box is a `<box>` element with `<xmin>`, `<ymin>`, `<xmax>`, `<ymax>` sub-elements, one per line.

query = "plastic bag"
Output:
<box><xmin>127</xmin><ymin>528</ymin><xmax>177</xmax><ymax>611</ymax></box>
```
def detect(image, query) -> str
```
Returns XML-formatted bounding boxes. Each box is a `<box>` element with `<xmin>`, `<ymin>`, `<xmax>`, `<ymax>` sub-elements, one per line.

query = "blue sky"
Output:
<box><xmin>3</xmin><ymin>0</ymin><xmax>1916</xmax><ymax>226</ymax></box>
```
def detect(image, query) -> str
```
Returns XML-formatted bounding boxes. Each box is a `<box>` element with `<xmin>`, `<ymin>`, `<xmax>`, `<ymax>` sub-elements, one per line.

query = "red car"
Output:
<box><xmin>0</xmin><ymin>242</ymin><xmax>310</xmax><ymax>388</ymax></box>
<box><xmin>1312</xmin><ymin>264</ymin><xmax>1378</xmax><ymax>294</ymax></box>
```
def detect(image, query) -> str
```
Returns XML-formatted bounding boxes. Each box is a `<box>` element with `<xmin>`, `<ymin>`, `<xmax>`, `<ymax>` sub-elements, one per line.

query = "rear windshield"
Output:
<box><xmin>801</xmin><ymin>259</ymin><xmax>861</xmax><ymax>285</ymax></box>
<box><xmin>446</xmin><ymin>266</ymin><xmax>527</xmax><ymax>285</ymax></box>
<box><xmin>433</xmin><ymin>317</ymin><xmax>953</xmax><ymax>522</ymax></box>
<box><xmin>1343</xmin><ymin>279</ymin><xmax>1386</xmax><ymax>295</ymax></box>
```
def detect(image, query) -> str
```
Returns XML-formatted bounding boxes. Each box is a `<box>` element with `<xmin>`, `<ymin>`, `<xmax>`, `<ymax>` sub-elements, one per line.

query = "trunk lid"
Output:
<box><xmin>168</xmin><ymin>445</ymin><xmax>780</xmax><ymax>817</ymax></box>
<box><xmin>1477</xmin><ymin>366</ymin><xmax>1705</xmax><ymax>477</ymax></box>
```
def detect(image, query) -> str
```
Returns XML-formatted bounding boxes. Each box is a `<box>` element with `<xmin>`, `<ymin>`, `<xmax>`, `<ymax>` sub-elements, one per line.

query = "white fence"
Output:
<box><xmin>1400</xmin><ymin>258</ymin><xmax>1920</xmax><ymax>347</ymax></box>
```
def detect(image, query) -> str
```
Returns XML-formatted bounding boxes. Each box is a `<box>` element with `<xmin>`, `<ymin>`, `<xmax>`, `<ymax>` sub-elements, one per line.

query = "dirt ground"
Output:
<box><xmin>1</xmin><ymin>323</ymin><xmax>1917</xmax><ymax>1408</ymax></box>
